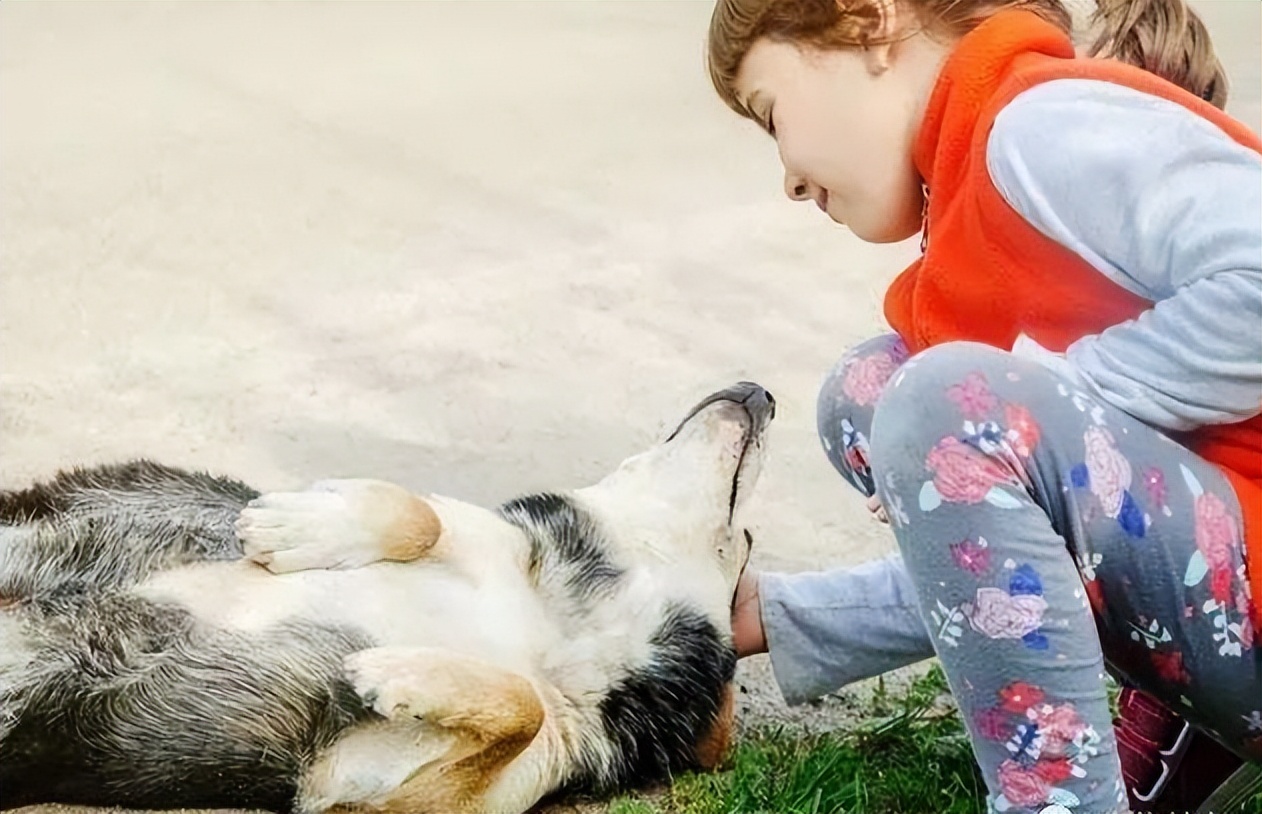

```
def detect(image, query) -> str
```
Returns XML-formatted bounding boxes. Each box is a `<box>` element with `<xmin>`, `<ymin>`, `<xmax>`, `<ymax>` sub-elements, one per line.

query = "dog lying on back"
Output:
<box><xmin>0</xmin><ymin>383</ymin><xmax>774</xmax><ymax>814</ymax></box>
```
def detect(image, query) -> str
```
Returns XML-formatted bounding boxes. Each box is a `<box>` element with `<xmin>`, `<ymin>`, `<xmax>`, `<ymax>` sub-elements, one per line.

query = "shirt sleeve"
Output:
<box><xmin>759</xmin><ymin>555</ymin><xmax>935</xmax><ymax>705</ymax></box>
<box><xmin>985</xmin><ymin>78</ymin><xmax>1262</xmax><ymax>432</ymax></box>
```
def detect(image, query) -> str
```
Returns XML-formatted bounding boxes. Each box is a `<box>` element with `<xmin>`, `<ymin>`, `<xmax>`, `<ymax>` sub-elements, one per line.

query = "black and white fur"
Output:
<box><xmin>0</xmin><ymin>382</ymin><xmax>773</xmax><ymax>813</ymax></box>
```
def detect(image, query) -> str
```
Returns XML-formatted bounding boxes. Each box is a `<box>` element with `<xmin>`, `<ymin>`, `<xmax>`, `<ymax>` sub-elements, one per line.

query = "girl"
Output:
<box><xmin>707</xmin><ymin>0</ymin><xmax>1261</xmax><ymax>812</ymax></box>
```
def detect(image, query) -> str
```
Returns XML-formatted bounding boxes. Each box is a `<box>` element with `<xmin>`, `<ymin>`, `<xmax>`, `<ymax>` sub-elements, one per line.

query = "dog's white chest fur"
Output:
<box><xmin>135</xmin><ymin>544</ymin><xmax>550</xmax><ymax>674</ymax></box>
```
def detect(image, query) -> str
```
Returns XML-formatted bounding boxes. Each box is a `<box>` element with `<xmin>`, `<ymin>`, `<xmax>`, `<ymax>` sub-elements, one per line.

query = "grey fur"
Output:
<box><xmin>500</xmin><ymin>492</ymin><xmax>623</xmax><ymax>603</ymax></box>
<box><xmin>0</xmin><ymin>460</ymin><xmax>734</xmax><ymax>812</ymax></box>
<box><xmin>0</xmin><ymin>462</ymin><xmax>372</xmax><ymax>812</ymax></box>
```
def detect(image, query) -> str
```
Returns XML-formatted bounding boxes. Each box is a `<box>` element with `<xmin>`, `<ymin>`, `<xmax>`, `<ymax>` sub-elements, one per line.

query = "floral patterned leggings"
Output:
<box><xmin>819</xmin><ymin>335</ymin><xmax>1260</xmax><ymax>814</ymax></box>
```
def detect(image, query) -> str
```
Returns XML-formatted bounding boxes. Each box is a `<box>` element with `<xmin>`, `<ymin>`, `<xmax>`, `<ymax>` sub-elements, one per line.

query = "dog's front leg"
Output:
<box><xmin>235</xmin><ymin>480</ymin><xmax>441</xmax><ymax>573</ymax></box>
<box><xmin>301</xmin><ymin>646</ymin><xmax>547</xmax><ymax>814</ymax></box>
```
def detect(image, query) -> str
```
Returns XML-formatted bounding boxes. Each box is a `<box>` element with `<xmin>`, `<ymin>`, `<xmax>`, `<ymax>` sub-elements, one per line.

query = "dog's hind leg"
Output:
<box><xmin>301</xmin><ymin>646</ymin><xmax>546</xmax><ymax>814</ymax></box>
<box><xmin>0</xmin><ymin>462</ymin><xmax>260</xmax><ymax>598</ymax></box>
<box><xmin>0</xmin><ymin>524</ymin><xmax>36</xmax><ymax>603</ymax></box>
<box><xmin>0</xmin><ymin>460</ymin><xmax>257</xmax><ymax>529</ymax></box>
<box><xmin>0</xmin><ymin>600</ymin><xmax>372</xmax><ymax>812</ymax></box>
<box><xmin>0</xmin><ymin>606</ymin><xmax>34</xmax><ymax>737</ymax></box>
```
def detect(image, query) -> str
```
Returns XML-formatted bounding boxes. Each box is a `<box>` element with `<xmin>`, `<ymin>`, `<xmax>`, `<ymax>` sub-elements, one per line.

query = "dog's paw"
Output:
<box><xmin>235</xmin><ymin>480</ymin><xmax>383</xmax><ymax>573</ymax></box>
<box><xmin>344</xmin><ymin>648</ymin><xmax>434</xmax><ymax>720</ymax></box>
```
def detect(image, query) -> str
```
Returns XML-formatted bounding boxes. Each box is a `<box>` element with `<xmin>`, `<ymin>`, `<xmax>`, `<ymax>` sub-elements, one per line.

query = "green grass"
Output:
<box><xmin>607</xmin><ymin>666</ymin><xmax>985</xmax><ymax>814</ymax></box>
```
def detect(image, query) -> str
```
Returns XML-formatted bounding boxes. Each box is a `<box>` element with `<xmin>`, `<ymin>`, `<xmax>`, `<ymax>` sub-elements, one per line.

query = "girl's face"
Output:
<box><xmin>734</xmin><ymin>36</ymin><xmax>938</xmax><ymax>244</ymax></box>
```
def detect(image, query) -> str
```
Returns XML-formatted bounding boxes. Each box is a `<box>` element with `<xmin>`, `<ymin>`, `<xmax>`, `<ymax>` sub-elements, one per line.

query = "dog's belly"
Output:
<box><xmin>134</xmin><ymin>559</ymin><xmax>551</xmax><ymax>672</ymax></box>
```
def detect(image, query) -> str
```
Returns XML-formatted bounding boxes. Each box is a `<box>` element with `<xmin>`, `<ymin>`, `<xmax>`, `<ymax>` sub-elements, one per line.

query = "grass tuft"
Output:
<box><xmin>609</xmin><ymin>666</ymin><xmax>985</xmax><ymax>814</ymax></box>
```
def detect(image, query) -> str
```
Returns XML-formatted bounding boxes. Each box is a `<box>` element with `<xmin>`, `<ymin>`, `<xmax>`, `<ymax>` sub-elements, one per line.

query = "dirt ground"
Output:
<box><xmin>2</xmin><ymin>2</ymin><xmax>1257</xmax><ymax>813</ymax></box>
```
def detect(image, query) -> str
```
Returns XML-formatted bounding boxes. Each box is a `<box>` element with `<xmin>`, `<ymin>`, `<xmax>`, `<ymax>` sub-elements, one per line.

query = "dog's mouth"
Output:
<box><xmin>665</xmin><ymin>382</ymin><xmax>774</xmax><ymax>523</ymax></box>
<box><xmin>728</xmin><ymin>430</ymin><xmax>754</xmax><ymax>522</ymax></box>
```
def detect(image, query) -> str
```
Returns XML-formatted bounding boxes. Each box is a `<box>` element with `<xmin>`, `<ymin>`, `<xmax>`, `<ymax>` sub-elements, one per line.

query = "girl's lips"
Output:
<box><xmin>815</xmin><ymin>191</ymin><xmax>829</xmax><ymax>213</ymax></box>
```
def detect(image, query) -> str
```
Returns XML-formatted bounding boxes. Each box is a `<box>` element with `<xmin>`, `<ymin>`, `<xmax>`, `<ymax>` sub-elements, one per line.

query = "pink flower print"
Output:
<box><xmin>1003</xmin><ymin>403</ymin><xmax>1041</xmax><ymax>457</ymax></box>
<box><xmin>1027</xmin><ymin>703</ymin><xmax>1087</xmax><ymax>756</ymax></box>
<box><xmin>946</xmin><ymin>372</ymin><xmax>998</xmax><ymax>419</ymax></box>
<box><xmin>1000</xmin><ymin>682</ymin><xmax>1045</xmax><ymax>714</ymax></box>
<box><xmin>1195</xmin><ymin>491</ymin><xmax>1240</xmax><ymax>575</ymax></box>
<box><xmin>998</xmin><ymin>759</ymin><xmax>1052</xmax><ymax>807</ymax></box>
<box><xmin>1084</xmin><ymin>426</ymin><xmax>1132</xmax><ymax>518</ymax></box>
<box><xmin>841</xmin><ymin>352</ymin><xmax>899</xmax><ymax>407</ymax></box>
<box><xmin>950</xmin><ymin>537</ymin><xmax>991</xmax><ymax>576</ymax></box>
<box><xmin>1143</xmin><ymin>467</ymin><xmax>1169</xmax><ymax>515</ymax></box>
<box><xmin>975</xmin><ymin>706</ymin><xmax>1011</xmax><ymax>741</ymax></box>
<box><xmin>1194</xmin><ymin>492</ymin><xmax>1242</xmax><ymax>605</ymax></box>
<box><xmin>965</xmin><ymin>587</ymin><xmax>1048</xmax><ymax>639</ymax></box>
<box><xmin>926</xmin><ymin>437</ymin><xmax>1016</xmax><ymax>503</ymax></box>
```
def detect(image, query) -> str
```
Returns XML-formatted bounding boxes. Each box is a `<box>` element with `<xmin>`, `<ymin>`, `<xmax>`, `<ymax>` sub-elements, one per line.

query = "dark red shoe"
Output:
<box><xmin>1114</xmin><ymin>687</ymin><xmax>1244</xmax><ymax>813</ymax></box>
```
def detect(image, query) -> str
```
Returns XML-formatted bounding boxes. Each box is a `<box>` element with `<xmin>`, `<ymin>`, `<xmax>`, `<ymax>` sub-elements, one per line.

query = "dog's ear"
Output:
<box><xmin>693</xmin><ymin>683</ymin><xmax>736</xmax><ymax>770</ymax></box>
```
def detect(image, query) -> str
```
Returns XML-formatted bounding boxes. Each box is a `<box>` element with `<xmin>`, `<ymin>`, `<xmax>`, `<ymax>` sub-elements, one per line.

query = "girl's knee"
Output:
<box><xmin>817</xmin><ymin>333</ymin><xmax>908</xmax><ymax>496</ymax></box>
<box><xmin>868</xmin><ymin>342</ymin><xmax>1016</xmax><ymax>471</ymax></box>
<box><xmin>817</xmin><ymin>334</ymin><xmax>910</xmax><ymax>414</ymax></box>
<box><xmin>882</xmin><ymin>341</ymin><xmax>1010</xmax><ymax>403</ymax></box>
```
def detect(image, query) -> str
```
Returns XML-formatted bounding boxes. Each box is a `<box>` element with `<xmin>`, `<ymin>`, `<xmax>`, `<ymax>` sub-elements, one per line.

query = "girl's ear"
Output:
<box><xmin>844</xmin><ymin>0</ymin><xmax>900</xmax><ymax>75</ymax></box>
<box><xmin>864</xmin><ymin>40</ymin><xmax>895</xmax><ymax>75</ymax></box>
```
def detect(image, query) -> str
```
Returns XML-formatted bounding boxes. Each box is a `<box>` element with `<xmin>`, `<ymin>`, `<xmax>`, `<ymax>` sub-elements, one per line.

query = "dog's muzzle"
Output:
<box><xmin>665</xmin><ymin>382</ymin><xmax>775</xmax><ymax>442</ymax></box>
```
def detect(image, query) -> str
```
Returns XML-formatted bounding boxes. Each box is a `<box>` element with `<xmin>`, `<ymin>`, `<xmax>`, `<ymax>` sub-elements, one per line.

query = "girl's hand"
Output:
<box><xmin>731</xmin><ymin>567</ymin><xmax>767</xmax><ymax>658</ymax></box>
<box><xmin>867</xmin><ymin>494</ymin><xmax>889</xmax><ymax>524</ymax></box>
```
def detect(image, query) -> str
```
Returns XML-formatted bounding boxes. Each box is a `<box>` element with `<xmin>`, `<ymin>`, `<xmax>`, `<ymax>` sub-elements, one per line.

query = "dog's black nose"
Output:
<box><xmin>719</xmin><ymin>381</ymin><xmax>774</xmax><ymax>427</ymax></box>
<box><xmin>736</xmin><ymin>382</ymin><xmax>775</xmax><ymax>424</ymax></box>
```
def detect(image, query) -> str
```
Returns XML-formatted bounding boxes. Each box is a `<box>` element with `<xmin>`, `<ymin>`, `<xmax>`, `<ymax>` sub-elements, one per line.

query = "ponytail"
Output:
<box><xmin>1085</xmin><ymin>0</ymin><xmax>1228</xmax><ymax>108</ymax></box>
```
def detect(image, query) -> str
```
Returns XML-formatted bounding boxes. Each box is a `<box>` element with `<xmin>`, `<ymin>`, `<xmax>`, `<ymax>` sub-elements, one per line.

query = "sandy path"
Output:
<box><xmin>2</xmin><ymin>2</ymin><xmax>1256</xmax><ymax>812</ymax></box>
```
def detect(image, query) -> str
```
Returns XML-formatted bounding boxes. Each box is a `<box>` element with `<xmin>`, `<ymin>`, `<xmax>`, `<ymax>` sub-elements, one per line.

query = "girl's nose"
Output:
<box><xmin>784</xmin><ymin>173</ymin><xmax>810</xmax><ymax>202</ymax></box>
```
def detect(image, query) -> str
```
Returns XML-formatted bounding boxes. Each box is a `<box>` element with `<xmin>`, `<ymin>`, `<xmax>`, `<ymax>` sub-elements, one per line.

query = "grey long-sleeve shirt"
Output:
<box><xmin>761</xmin><ymin>78</ymin><xmax>1262</xmax><ymax>704</ymax></box>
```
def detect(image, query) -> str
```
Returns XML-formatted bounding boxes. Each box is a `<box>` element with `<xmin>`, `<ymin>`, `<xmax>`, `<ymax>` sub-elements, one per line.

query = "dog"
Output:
<box><xmin>0</xmin><ymin>382</ymin><xmax>774</xmax><ymax>814</ymax></box>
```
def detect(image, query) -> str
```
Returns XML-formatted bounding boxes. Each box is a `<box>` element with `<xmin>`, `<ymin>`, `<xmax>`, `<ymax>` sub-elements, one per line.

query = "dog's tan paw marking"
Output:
<box><xmin>344</xmin><ymin>648</ymin><xmax>434</xmax><ymax>721</ymax></box>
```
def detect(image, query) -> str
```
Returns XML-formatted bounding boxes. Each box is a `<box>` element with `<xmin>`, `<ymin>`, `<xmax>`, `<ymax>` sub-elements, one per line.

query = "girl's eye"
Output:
<box><xmin>766</xmin><ymin>109</ymin><xmax>777</xmax><ymax>137</ymax></box>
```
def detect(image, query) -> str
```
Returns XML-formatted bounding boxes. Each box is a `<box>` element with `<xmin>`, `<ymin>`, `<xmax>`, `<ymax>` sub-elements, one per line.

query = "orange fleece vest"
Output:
<box><xmin>884</xmin><ymin>10</ymin><xmax>1262</xmax><ymax>627</ymax></box>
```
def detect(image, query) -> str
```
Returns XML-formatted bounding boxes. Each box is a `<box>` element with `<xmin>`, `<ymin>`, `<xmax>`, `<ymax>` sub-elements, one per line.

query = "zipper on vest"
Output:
<box><xmin>920</xmin><ymin>182</ymin><xmax>930</xmax><ymax>253</ymax></box>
